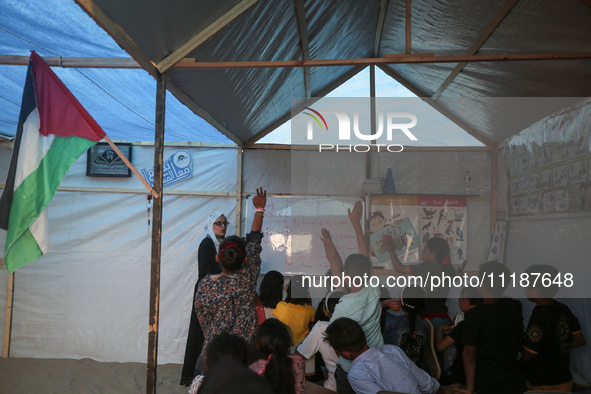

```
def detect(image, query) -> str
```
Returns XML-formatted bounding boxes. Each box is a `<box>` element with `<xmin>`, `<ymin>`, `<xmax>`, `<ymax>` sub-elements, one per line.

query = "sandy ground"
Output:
<box><xmin>0</xmin><ymin>357</ymin><xmax>188</xmax><ymax>394</ymax></box>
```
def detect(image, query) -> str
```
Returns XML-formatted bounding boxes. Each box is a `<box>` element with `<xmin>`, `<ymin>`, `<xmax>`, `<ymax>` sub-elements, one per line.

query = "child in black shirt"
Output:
<box><xmin>436</xmin><ymin>286</ymin><xmax>482</xmax><ymax>385</ymax></box>
<box><xmin>453</xmin><ymin>261</ymin><xmax>526</xmax><ymax>394</ymax></box>
<box><xmin>521</xmin><ymin>264</ymin><xmax>586</xmax><ymax>392</ymax></box>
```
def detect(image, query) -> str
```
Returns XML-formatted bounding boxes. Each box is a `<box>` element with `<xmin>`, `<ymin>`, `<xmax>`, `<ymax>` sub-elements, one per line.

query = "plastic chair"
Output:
<box><xmin>422</xmin><ymin>318</ymin><xmax>441</xmax><ymax>380</ymax></box>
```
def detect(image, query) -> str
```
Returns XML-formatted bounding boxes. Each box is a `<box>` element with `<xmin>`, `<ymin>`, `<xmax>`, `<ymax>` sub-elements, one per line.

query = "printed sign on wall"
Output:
<box><xmin>141</xmin><ymin>150</ymin><xmax>193</xmax><ymax>188</ymax></box>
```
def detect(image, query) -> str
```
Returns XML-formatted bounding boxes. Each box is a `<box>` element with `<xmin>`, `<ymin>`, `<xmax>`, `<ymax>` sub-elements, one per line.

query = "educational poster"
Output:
<box><xmin>369</xmin><ymin>196</ymin><xmax>420</xmax><ymax>268</ymax></box>
<box><xmin>418</xmin><ymin>196</ymin><xmax>467</xmax><ymax>267</ymax></box>
<box><xmin>506</xmin><ymin>131</ymin><xmax>591</xmax><ymax>218</ymax></box>
<box><xmin>369</xmin><ymin>195</ymin><xmax>467</xmax><ymax>268</ymax></box>
<box><xmin>370</xmin><ymin>218</ymin><xmax>420</xmax><ymax>265</ymax></box>
<box><xmin>486</xmin><ymin>221</ymin><xmax>507</xmax><ymax>263</ymax></box>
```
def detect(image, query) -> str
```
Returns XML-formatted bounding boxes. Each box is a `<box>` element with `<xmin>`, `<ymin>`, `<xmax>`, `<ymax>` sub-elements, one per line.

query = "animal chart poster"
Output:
<box><xmin>418</xmin><ymin>196</ymin><xmax>467</xmax><ymax>267</ymax></box>
<box><xmin>369</xmin><ymin>196</ymin><xmax>420</xmax><ymax>267</ymax></box>
<box><xmin>369</xmin><ymin>195</ymin><xmax>467</xmax><ymax>268</ymax></box>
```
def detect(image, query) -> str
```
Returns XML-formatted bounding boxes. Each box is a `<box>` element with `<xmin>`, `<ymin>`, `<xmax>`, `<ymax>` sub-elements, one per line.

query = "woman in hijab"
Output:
<box><xmin>180</xmin><ymin>212</ymin><xmax>229</xmax><ymax>386</ymax></box>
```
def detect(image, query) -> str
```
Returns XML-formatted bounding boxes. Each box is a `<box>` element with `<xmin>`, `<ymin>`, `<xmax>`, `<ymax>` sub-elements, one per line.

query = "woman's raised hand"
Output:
<box><xmin>253</xmin><ymin>187</ymin><xmax>267</xmax><ymax>209</ymax></box>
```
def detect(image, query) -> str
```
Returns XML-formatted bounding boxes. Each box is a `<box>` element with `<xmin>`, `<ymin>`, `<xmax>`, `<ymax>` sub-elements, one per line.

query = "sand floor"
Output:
<box><xmin>0</xmin><ymin>357</ymin><xmax>188</xmax><ymax>394</ymax></box>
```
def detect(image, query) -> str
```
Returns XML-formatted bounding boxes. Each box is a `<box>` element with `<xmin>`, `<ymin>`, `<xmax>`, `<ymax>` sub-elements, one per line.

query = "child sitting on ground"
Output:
<box><xmin>273</xmin><ymin>274</ymin><xmax>316</xmax><ymax>346</ymax></box>
<box><xmin>521</xmin><ymin>263</ymin><xmax>586</xmax><ymax>392</ymax></box>
<box><xmin>436</xmin><ymin>286</ymin><xmax>481</xmax><ymax>385</ymax></box>
<box><xmin>324</xmin><ymin>317</ymin><xmax>448</xmax><ymax>394</ymax></box>
<box><xmin>250</xmin><ymin>319</ymin><xmax>305</xmax><ymax>394</ymax></box>
<box><xmin>190</xmin><ymin>332</ymin><xmax>266</xmax><ymax>394</ymax></box>
<box><xmin>296</xmin><ymin>290</ymin><xmax>345</xmax><ymax>392</ymax></box>
<box><xmin>257</xmin><ymin>270</ymin><xmax>284</xmax><ymax>324</ymax></box>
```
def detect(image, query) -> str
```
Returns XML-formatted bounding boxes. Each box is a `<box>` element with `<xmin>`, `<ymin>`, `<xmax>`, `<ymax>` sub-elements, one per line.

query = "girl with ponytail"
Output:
<box><xmin>195</xmin><ymin>187</ymin><xmax>267</xmax><ymax>371</ymax></box>
<box><xmin>250</xmin><ymin>319</ymin><xmax>305</xmax><ymax>394</ymax></box>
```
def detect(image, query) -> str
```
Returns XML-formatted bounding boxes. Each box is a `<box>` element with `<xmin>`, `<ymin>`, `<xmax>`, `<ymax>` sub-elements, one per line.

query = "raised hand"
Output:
<box><xmin>252</xmin><ymin>187</ymin><xmax>267</xmax><ymax>209</ymax></box>
<box><xmin>347</xmin><ymin>200</ymin><xmax>363</xmax><ymax>225</ymax></box>
<box><xmin>320</xmin><ymin>227</ymin><xmax>344</xmax><ymax>284</ymax></box>
<box><xmin>382</xmin><ymin>233</ymin><xmax>395</xmax><ymax>251</ymax></box>
<box><xmin>320</xmin><ymin>227</ymin><xmax>333</xmax><ymax>246</ymax></box>
<box><xmin>386</xmin><ymin>299</ymin><xmax>401</xmax><ymax>312</ymax></box>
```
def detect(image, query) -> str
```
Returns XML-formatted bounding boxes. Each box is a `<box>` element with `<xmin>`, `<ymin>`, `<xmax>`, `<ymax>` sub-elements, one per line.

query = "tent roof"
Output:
<box><xmin>1</xmin><ymin>0</ymin><xmax>591</xmax><ymax>146</ymax></box>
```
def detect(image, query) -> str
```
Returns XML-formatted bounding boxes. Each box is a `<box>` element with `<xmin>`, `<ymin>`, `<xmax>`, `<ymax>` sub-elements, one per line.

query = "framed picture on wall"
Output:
<box><xmin>86</xmin><ymin>142</ymin><xmax>132</xmax><ymax>177</ymax></box>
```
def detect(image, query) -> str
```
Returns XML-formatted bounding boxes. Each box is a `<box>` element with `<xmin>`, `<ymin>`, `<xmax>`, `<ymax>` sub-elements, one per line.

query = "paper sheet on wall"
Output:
<box><xmin>486</xmin><ymin>221</ymin><xmax>506</xmax><ymax>263</ymax></box>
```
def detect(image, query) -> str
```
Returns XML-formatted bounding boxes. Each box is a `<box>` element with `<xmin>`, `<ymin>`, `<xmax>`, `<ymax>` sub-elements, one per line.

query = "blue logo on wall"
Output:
<box><xmin>141</xmin><ymin>150</ymin><xmax>193</xmax><ymax>187</ymax></box>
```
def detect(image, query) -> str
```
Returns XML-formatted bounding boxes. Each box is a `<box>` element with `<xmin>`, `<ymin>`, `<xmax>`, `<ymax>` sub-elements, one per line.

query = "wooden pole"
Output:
<box><xmin>102</xmin><ymin>135</ymin><xmax>159</xmax><ymax>198</ymax></box>
<box><xmin>146</xmin><ymin>74</ymin><xmax>165</xmax><ymax>394</ymax></box>
<box><xmin>491</xmin><ymin>147</ymin><xmax>498</xmax><ymax>234</ymax></box>
<box><xmin>366</xmin><ymin>65</ymin><xmax>377</xmax><ymax>244</ymax></box>
<box><xmin>2</xmin><ymin>265</ymin><xmax>13</xmax><ymax>358</ymax></box>
<box><xmin>236</xmin><ymin>149</ymin><xmax>244</xmax><ymax>236</ymax></box>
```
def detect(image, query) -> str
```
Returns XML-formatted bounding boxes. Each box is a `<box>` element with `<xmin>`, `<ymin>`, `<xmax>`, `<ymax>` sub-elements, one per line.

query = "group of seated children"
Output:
<box><xmin>192</xmin><ymin>197</ymin><xmax>586</xmax><ymax>394</ymax></box>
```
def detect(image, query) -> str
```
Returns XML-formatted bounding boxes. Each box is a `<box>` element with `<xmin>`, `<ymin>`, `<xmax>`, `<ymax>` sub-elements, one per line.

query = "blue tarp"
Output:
<box><xmin>0</xmin><ymin>0</ymin><xmax>232</xmax><ymax>143</ymax></box>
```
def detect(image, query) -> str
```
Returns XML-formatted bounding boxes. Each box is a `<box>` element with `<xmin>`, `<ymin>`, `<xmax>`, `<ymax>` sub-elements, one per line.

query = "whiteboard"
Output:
<box><xmin>243</xmin><ymin>196</ymin><xmax>363</xmax><ymax>275</ymax></box>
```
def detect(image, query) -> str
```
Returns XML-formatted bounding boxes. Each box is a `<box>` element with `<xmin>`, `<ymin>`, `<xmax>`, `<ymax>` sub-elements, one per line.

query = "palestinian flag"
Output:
<box><xmin>0</xmin><ymin>52</ymin><xmax>105</xmax><ymax>273</ymax></box>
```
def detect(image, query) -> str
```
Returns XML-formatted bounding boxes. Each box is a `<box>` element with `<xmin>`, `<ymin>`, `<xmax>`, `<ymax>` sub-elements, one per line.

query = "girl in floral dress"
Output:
<box><xmin>195</xmin><ymin>187</ymin><xmax>266</xmax><ymax>370</ymax></box>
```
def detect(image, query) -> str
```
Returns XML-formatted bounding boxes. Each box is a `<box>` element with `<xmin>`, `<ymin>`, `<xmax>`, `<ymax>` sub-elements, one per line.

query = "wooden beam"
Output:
<box><xmin>3</xmin><ymin>270</ymin><xmax>13</xmax><ymax>358</ymax></box>
<box><xmin>405</xmin><ymin>0</ymin><xmax>412</xmax><ymax>54</ymax></box>
<box><xmin>243</xmin><ymin>66</ymin><xmax>365</xmax><ymax>147</ymax></box>
<box><xmin>146</xmin><ymin>74</ymin><xmax>165</xmax><ymax>394</ymax></box>
<box><xmin>385</xmin><ymin>53</ymin><xmax>434</xmax><ymax>58</ymax></box>
<box><xmin>377</xmin><ymin>64</ymin><xmax>494</xmax><ymax>147</ymax></box>
<box><xmin>120</xmin><ymin>141</ymin><xmax>236</xmax><ymax>148</ymax></box>
<box><xmin>52</xmin><ymin>185</ymin><xmax>237</xmax><ymax>196</ymax></box>
<box><xmin>170</xmin><ymin>52</ymin><xmax>591</xmax><ymax>68</ymax></box>
<box><xmin>432</xmin><ymin>0</ymin><xmax>519</xmax><ymax>99</ymax></box>
<box><xmin>0</xmin><ymin>55</ymin><xmax>141</xmax><ymax>68</ymax></box>
<box><xmin>74</xmin><ymin>0</ymin><xmax>157</xmax><ymax>77</ymax></box>
<box><xmin>374</xmin><ymin>0</ymin><xmax>389</xmax><ymax>57</ymax></box>
<box><xmin>369</xmin><ymin>64</ymin><xmax>376</xmax><ymax>180</ymax></box>
<box><xmin>3</xmin><ymin>51</ymin><xmax>590</xmax><ymax>69</ymax></box>
<box><xmin>294</xmin><ymin>0</ymin><xmax>311</xmax><ymax>99</ymax></box>
<box><xmin>164</xmin><ymin>77</ymin><xmax>244</xmax><ymax>146</ymax></box>
<box><xmin>245</xmin><ymin>144</ymin><xmax>491</xmax><ymax>151</ymax></box>
<box><xmin>156</xmin><ymin>0</ymin><xmax>259</xmax><ymax>73</ymax></box>
<box><xmin>491</xmin><ymin>147</ymin><xmax>498</xmax><ymax>234</ymax></box>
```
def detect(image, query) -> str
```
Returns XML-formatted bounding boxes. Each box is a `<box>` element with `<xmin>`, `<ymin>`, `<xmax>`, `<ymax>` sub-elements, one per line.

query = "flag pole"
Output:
<box><xmin>102</xmin><ymin>135</ymin><xmax>159</xmax><ymax>199</ymax></box>
<box><xmin>2</xmin><ymin>260</ymin><xmax>14</xmax><ymax>358</ymax></box>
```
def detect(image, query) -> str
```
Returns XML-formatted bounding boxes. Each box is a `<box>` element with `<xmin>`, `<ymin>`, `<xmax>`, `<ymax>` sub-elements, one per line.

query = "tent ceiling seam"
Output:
<box><xmin>431</xmin><ymin>0</ymin><xmax>520</xmax><ymax>100</ymax></box>
<box><xmin>156</xmin><ymin>0</ymin><xmax>259</xmax><ymax>73</ymax></box>
<box><xmin>405</xmin><ymin>0</ymin><xmax>412</xmax><ymax>54</ymax></box>
<box><xmin>374</xmin><ymin>0</ymin><xmax>389</xmax><ymax>58</ymax></box>
<box><xmin>377</xmin><ymin>64</ymin><xmax>493</xmax><ymax>147</ymax></box>
<box><xmin>294</xmin><ymin>0</ymin><xmax>311</xmax><ymax>99</ymax></box>
<box><xmin>165</xmin><ymin>77</ymin><xmax>244</xmax><ymax>146</ymax></box>
<box><xmin>244</xmin><ymin>66</ymin><xmax>366</xmax><ymax>147</ymax></box>
<box><xmin>75</xmin><ymin>0</ymin><xmax>158</xmax><ymax>77</ymax></box>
